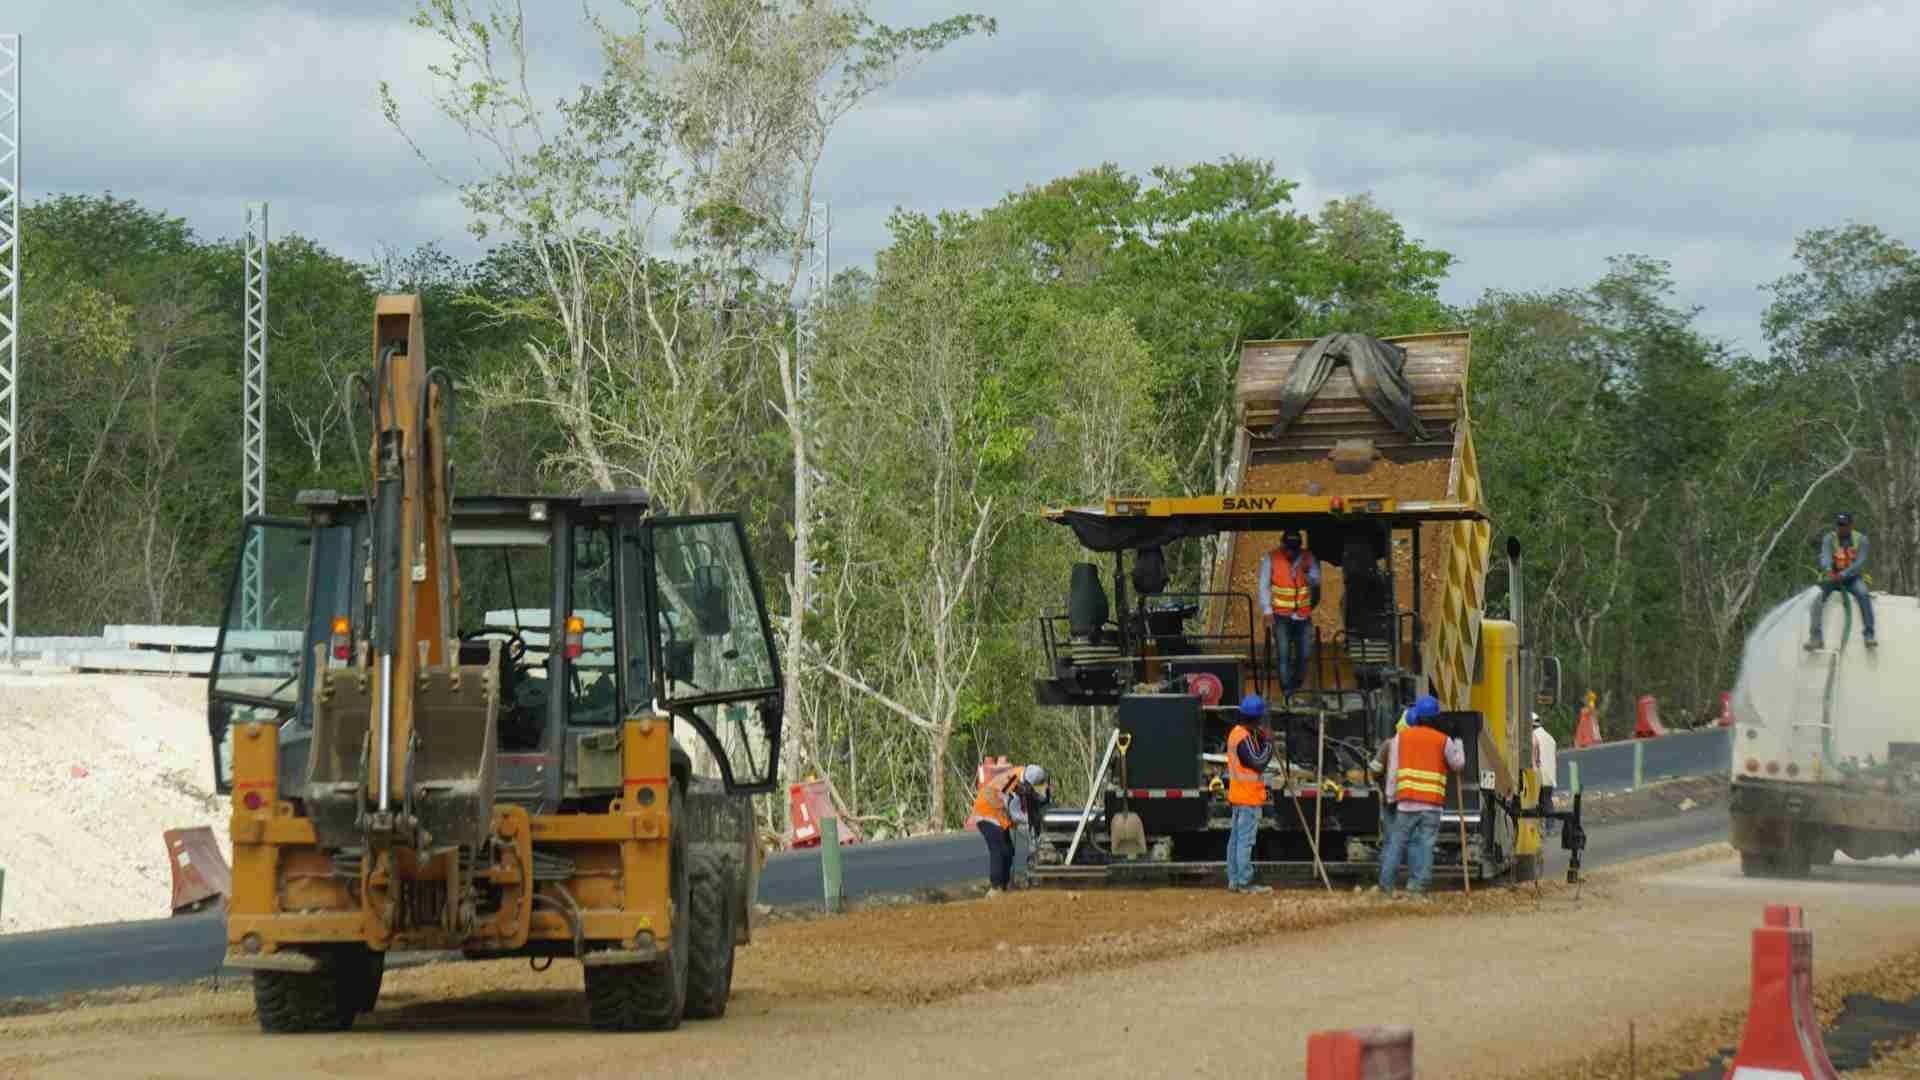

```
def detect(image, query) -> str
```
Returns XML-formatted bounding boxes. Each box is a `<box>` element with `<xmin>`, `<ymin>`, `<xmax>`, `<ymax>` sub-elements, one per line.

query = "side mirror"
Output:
<box><xmin>692</xmin><ymin>564</ymin><xmax>731</xmax><ymax>637</ymax></box>
<box><xmin>1536</xmin><ymin>655</ymin><xmax>1562</xmax><ymax>708</ymax></box>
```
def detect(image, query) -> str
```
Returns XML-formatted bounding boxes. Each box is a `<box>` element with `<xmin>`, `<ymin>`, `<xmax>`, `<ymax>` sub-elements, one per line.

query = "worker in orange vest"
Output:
<box><xmin>972</xmin><ymin>763</ymin><xmax>1048</xmax><ymax>896</ymax></box>
<box><xmin>1808</xmin><ymin>512</ymin><xmax>1876</xmax><ymax>650</ymax></box>
<box><xmin>1257</xmin><ymin>531</ymin><xmax>1321</xmax><ymax>695</ymax></box>
<box><xmin>1225</xmin><ymin>694</ymin><xmax>1275</xmax><ymax>895</ymax></box>
<box><xmin>1374</xmin><ymin>695</ymin><xmax>1464</xmax><ymax>899</ymax></box>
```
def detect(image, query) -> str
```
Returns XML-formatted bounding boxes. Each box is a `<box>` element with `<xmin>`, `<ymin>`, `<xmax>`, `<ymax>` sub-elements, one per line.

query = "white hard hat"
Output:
<box><xmin>1024</xmin><ymin>764</ymin><xmax>1048</xmax><ymax>786</ymax></box>
<box><xmin>1531</xmin><ymin>712</ymin><xmax>1542</xmax><ymax>726</ymax></box>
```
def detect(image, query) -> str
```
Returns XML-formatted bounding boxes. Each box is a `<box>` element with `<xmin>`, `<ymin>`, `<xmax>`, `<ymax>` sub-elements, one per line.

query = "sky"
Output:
<box><xmin>9</xmin><ymin>0</ymin><xmax>1920</xmax><ymax>355</ymax></box>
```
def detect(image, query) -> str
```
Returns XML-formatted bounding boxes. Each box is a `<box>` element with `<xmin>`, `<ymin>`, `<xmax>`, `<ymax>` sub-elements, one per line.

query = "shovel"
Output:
<box><xmin>1109</xmin><ymin>733</ymin><xmax>1148</xmax><ymax>858</ymax></box>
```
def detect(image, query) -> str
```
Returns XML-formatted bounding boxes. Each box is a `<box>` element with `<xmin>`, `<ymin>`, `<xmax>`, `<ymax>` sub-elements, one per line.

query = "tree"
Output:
<box><xmin>646</xmin><ymin>0</ymin><xmax>995</xmax><ymax>785</ymax></box>
<box><xmin>1763</xmin><ymin>225</ymin><xmax>1920</xmax><ymax>596</ymax></box>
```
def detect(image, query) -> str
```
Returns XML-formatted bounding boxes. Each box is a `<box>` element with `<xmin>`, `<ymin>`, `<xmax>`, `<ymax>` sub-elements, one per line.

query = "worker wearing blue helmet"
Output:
<box><xmin>1394</xmin><ymin>692</ymin><xmax>1441</xmax><ymax>734</ymax></box>
<box><xmin>1224</xmin><ymin>693</ymin><xmax>1276</xmax><ymax>894</ymax></box>
<box><xmin>1370</xmin><ymin>694</ymin><xmax>1464</xmax><ymax>899</ymax></box>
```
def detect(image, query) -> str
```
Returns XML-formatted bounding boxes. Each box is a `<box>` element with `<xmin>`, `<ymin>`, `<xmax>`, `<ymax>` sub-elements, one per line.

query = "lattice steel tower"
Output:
<box><xmin>240</xmin><ymin>202</ymin><xmax>268</xmax><ymax>628</ymax></box>
<box><xmin>0</xmin><ymin>35</ymin><xmax>19</xmax><ymax>662</ymax></box>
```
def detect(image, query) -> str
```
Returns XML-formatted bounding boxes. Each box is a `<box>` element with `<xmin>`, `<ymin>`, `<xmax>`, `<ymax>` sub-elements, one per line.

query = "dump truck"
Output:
<box><xmin>1729</xmin><ymin>587</ymin><xmax>1916</xmax><ymax>877</ymax></box>
<box><xmin>1029</xmin><ymin>331</ymin><xmax>1582</xmax><ymax>885</ymax></box>
<box><xmin>203</xmin><ymin>296</ymin><xmax>784</xmax><ymax>1031</ymax></box>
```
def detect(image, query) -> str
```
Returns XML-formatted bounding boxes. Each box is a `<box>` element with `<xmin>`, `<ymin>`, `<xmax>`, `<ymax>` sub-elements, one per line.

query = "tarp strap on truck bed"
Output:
<box><xmin>1263</xmin><ymin>333</ymin><xmax>1429</xmax><ymax>441</ymax></box>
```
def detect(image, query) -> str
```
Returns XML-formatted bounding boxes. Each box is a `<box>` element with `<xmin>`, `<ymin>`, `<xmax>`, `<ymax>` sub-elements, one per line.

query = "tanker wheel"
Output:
<box><xmin>1739</xmin><ymin>849</ymin><xmax>1810</xmax><ymax>878</ymax></box>
<box><xmin>253</xmin><ymin>951</ymin><xmax>362</xmax><ymax>1033</ymax></box>
<box><xmin>585</xmin><ymin>782</ymin><xmax>690</xmax><ymax>1031</ymax></box>
<box><xmin>684</xmin><ymin>847</ymin><xmax>738</xmax><ymax>1020</ymax></box>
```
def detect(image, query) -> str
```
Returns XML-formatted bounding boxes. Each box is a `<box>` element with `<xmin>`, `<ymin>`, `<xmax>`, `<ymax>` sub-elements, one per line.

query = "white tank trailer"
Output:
<box><xmin>1729</xmin><ymin>587</ymin><xmax>1920</xmax><ymax>877</ymax></box>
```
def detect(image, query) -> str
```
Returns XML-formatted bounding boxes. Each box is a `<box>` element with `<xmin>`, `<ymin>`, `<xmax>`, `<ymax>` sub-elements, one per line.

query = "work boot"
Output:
<box><xmin>1805</xmin><ymin>637</ymin><xmax>1824</xmax><ymax>653</ymax></box>
<box><xmin>1866</xmin><ymin>632</ymin><xmax>1879</xmax><ymax>649</ymax></box>
<box><xmin>1244</xmin><ymin>884</ymin><xmax>1274</xmax><ymax>895</ymax></box>
<box><xmin>984</xmin><ymin>887</ymin><xmax>1003</xmax><ymax>899</ymax></box>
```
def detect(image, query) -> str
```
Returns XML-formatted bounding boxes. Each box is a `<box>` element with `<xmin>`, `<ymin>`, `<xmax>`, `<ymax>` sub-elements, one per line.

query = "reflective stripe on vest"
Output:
<box><xmin>1270</xmin><ymin>550</ymin><xmax>1315</xmax><ymax>617</ymax></box>
<box><xmin>1226</xmin><ymin>725</ymin><xmax>1269</xmax><ymax>807</ymax></box>
<box><xmin>972</xmin><ymin>765</ymin><xmax>1022</xmax><ymax>828</ymax></box>
<box><xmin>1394</xmin><ymin>727</ymin><xmax>1449</xmax><ymax>807</ymax></box>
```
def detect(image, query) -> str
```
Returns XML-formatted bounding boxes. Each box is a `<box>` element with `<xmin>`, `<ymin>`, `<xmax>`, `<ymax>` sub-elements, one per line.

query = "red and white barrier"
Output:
<box><xmin>1724</xmin><ymin>904</ymin><xmax>1838</xmax><ymax>1080</ymax></box>
<box><xmin>1306</xmin><ymin>1026</ymin><xmax>1413</xmax><ymax>1079</ymax></box>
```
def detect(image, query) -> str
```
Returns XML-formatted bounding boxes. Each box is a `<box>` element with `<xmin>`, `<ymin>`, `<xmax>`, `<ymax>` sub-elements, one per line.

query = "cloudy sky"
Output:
<box><xmin>10</xmin><ymin>1</ymin><xmax>1919</xmax><ymax>353</ymax></box>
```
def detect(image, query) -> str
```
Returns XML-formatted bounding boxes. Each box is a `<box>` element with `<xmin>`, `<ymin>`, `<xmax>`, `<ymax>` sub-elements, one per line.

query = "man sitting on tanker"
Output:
<box><xmin>1257</xmin><ymin>531</ymin><xmax>1321</xmax><ymax>695</ymax></box>
<box><xmin>1807</xmin><ymin>511</ymin><xmax>1877</xmax><ymax>651</ymax></box>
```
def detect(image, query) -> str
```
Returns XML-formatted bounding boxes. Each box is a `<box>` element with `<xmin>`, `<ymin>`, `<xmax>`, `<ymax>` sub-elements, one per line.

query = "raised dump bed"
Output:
<box><xmin>1211</xmin><ymin>331</ymin><xmax>1489</xmax><ymax>708</ymax></box>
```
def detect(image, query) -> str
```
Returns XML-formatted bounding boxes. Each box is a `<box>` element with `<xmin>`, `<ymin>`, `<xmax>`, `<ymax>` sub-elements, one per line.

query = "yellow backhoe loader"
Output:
<box><xmin>203</xmin><ymin>296</ymin><xmax>783</xmax><ymax>1031</ymax></box>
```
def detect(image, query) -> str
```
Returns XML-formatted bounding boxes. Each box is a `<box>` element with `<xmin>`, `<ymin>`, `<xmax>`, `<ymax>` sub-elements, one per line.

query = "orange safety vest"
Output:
<box><xmin>1833</xmin><ymin>537</ymin><xmax>1857</xmax><ymax>572</ymax></box>
<box><xmin>1225</xmin><ymin>725</ymin><xmax>1269</xmax><ymax>807</ymax></box>
<box><xmin>1270</xmin><ymin>550</ymin><xmax>1316</xmax><ymax>617</ymax></box>
<box><xmin>1394</xmin><ymin>726</ymin><xmax>1450</xmax><ymax>807</ymax></box>
<box><xmin>971</xmin><ymin>765</ymin><xmax>1023</xmax><ymax>829</ymax></box>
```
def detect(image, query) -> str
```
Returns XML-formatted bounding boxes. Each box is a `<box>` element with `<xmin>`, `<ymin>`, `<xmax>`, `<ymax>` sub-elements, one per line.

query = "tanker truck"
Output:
<box><xmin>1728</xmin><ymin>587</ymin><xmax>1918</xmax><ymax>877</ymax></box>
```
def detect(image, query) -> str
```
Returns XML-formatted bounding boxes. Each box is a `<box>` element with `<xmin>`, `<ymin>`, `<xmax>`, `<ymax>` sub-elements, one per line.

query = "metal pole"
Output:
<box><xmin>820</xmin><ymin>816</ymin><xmax>843</xmax><ymax>914</ymax></box>
<box><xmin>1632</xmin><ymin>739</ymin><xmax>1644</xmax><ymax>790</ymax></box>
<box><xmin>1569</xmin><ymin>761</ymin><xmax>1581</xmax><ymax>797</ymax></box>
<box><xmin>240</xmin><ymin>202</ymin><xmax>268</xmax><ymax>630</ymax></box>
<box><xmin>0</xmin><ymin>34</ymin><xmax>19</xmax><ymax>664</ymax></box>
<box><xmin>1064</xmin><ymin>728</ymin><xmax>1120</xmax><ymax>868</ymax></box>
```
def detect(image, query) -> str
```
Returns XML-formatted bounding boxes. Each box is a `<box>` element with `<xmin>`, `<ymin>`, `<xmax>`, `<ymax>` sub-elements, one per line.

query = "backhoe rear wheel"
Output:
<box><xmin>585</xmin><ymin>782</ymin><xmax>690</xmax><ymax>1031</ymax></box>
<box><xmin>685</xmin><ymin>846</ymin><xmax>737</xmax><ymax>1019</ymax></box>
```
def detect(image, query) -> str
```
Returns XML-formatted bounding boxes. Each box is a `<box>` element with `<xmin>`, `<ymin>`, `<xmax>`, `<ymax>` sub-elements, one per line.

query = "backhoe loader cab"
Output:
<box><xmin>207</xmin><ymin>494</ymin><xmax>782</xmax><ymax>806</ymax></box>
<box><xmin>202</xmin><ymin>297</ymin><xmax>782</xmax><ymax>1033</ymax></box>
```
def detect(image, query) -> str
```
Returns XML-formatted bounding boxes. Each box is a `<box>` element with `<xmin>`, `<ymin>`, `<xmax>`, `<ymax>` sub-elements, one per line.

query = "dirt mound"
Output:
<box><xmin>0</xmin><ymin>674</ymin><xmax>226</xmax><ymax>933</ymax></box>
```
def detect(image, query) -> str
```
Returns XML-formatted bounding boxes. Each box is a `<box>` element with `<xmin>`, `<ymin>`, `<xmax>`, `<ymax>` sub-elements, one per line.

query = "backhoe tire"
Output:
<box><xmin>585</xmin><ymin>782</ymin><xmax>690</xmax><ymax>1031</ymax></box>
<box><xmin>685</xmin><ymin>847</ymin><xmax>737</xmax><ymax>1020</ymax></box>
<box><xmin>253</xmin><ymin>961</ymin><xmax>356</xmax><ymax>1033</ymax></box>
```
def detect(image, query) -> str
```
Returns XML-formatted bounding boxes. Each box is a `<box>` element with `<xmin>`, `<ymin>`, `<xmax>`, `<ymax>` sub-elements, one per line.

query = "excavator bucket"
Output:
<box><xmin>165</xmin><ymin>826</ymin><xmax>231</xmax><ymax>915</ymax></box>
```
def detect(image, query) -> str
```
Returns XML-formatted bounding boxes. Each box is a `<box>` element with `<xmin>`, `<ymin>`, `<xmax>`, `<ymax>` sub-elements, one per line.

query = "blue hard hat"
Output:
<box><xmin>1413</xmin><ymin>694</ymin><xmax>1441</xmax><ymax>719</ymax></box>
<box><xmin>1239</xmin><ymin>693</ymin><xmax>1267</xmax><ymax>718</ymax></box>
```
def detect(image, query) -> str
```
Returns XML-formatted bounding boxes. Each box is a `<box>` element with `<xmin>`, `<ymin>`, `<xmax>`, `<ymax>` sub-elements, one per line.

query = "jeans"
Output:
<box><xmin>1378</xmin><ymin>808</ymin><xmax>1441</xmax><ymax>894</ymax></box>
<box><xmin>978</xmin><ymin>821</ymin><xmax>1014</xmax><ymax>889</ymax></box>
<box><xmin>1273</xmin><ymin>616</ymin><xmax>1314</xmax><ymax>692</ymax></box>
<box><xmin>1538</xmin><ymin>785</ymin><xmax>1557</xmax><ymax>836</ymax></box>
<box><xmin>1227</xmin><ymin>805</ymin><xmax>1260</xmax><ymax>889</ymax></box>
<box><xmin>1810</xmin><ymin>577</ymin><xmax>1876</xmax><ymax>639</ymax></box>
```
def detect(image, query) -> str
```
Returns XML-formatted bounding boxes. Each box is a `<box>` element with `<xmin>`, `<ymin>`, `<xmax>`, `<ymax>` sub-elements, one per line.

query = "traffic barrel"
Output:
<box><xmin>1306</xmin><ymin>1026</ymin><xmax>1413</xmax><ymax>1079</ymax></box>
<box><xmin>1724</xmin><ymin>905</ymin><xmax>1839</xmax><ymax>1079</ymax></box>
<box><xmin>1634</xmin><ymin>694</ymin><xmax>1668</xmax><ymax>738</ymax></box>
